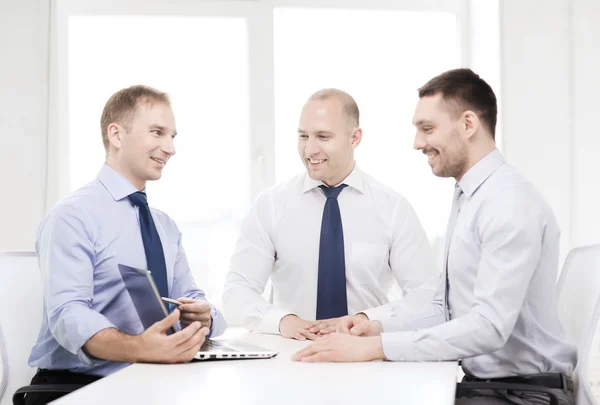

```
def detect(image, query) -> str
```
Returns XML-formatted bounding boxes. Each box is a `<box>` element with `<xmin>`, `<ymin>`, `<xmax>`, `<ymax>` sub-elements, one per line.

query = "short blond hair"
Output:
<box><xmin>308</xmin><ymin>88</ymin><xmax>360</xmax><ymax>127</ymax></box>
<box><xmin>100</xmin><ymin>85</ymin><xmax>171</xmax><ymax>150</ymax></box>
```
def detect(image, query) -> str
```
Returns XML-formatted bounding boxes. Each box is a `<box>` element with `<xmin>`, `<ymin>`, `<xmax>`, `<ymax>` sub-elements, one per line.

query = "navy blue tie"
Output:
<box><xmin>128</xmin><ymin>191</ymin><xmax>169</xmax><ymax>299</ymax></box>
<box><xmin>316</xmin><ymin>184</ymin><xmax>348</xmax><ymax>320</ymax></box>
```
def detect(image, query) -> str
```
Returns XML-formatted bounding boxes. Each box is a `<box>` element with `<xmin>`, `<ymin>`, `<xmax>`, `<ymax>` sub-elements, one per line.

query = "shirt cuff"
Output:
<box><xmin>255</xmin><ymin>308</ymin><xmax>293</xmax><ymax>335</ymax></box>
<box><xmin>380</xmin><ymin>317</ymin><xmax>399</xmax><ymax>333</ymax></box>
<box><xmin>208</xmin><ymin>305</ymin><xmax>227</xmax><ymax>338</ymax></box>
<box><xmin>67</xmin><ymin>313</ymin><xmax>116</xmax><ymax>366</ymax></box>
<box><xmin>380</xmin><ymin>331</ymin><xmax>418</xmax><ymax>361</ymax></box>
<box><xmin>360</xmin><ymin>305</ymin><xmax>393</xmax><ymax>322</ymax></box>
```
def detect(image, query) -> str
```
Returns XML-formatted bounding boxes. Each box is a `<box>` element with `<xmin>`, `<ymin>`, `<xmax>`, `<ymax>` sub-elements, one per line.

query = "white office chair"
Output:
<box><xmin>0</xmin><ymin>251</ymin><xmax>86</xmax><ymax>405</ymax></box>
<box><xmin>1</xmin><ymin>326</ymin><xmax>9</xmax><ymax>404</ymax></box>
<box><xmin>0</xmin><ymin>252</ymin><xmax>41</xmax><ymax>405</ymax></box>
<box><xmin>557</xmin><ymin>244</ymin><xmax>600</xmax><ymax>405</ymax></box>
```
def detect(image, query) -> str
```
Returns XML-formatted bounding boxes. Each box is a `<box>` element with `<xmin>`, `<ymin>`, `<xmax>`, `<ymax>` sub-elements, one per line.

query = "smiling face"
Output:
<box><xmin>297</xmin><ymin>97</ymin><xmax>361</xmax><ymax>186</ymax></box>
<box><xmin>412</xmin><ymin>94</ymin><xmax>469</xmax><ymax>180</ymax></box>
<box><xmin>107</xmin><ymin>101</ymin><xmax>177</xmax><ymax>190</ymax></box>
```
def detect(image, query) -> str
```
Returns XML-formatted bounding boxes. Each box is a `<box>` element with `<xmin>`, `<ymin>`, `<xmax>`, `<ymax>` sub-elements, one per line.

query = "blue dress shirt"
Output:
<box><xmin>28</xmin><ymin>164</ymin><xmax>226</xmax><ymax>376</ymax></box>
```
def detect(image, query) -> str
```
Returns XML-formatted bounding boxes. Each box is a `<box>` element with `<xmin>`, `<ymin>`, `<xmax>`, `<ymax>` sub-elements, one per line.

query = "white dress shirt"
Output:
<box><xmin>380</xmin><ymin>149</ymin><xmax>577</xmax><ymax>379</ymax></box>
<box><xmin>222</xmin><ymin>165</ymin><xmax>438</xmax><ymax>334</ymax></box>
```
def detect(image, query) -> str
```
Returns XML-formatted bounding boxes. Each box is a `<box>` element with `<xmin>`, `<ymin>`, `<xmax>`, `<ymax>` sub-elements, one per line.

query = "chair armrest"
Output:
<box><xmin>456</xmin><ymin>381</ymin><xmax>560</xmax><ymax>405</ymax></box>
<box><xmin>12</xmin><ymin>384</ymin><xmax>85</xmax><ymax>405</ymax></box>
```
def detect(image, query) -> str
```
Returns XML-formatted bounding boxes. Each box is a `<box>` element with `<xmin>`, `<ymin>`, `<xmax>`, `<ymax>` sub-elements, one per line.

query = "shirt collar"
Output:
<box><xmin>302</xmin><ymin>163</ymin><xmax>364</xmax><ymax>194</ymax></box>
<box><xmin>457</xmin><ymin>148</ymin><xmax>505</xmax><ymax>198</ymax></box>
<box><xmin>97</xmin><ymin>164</ymin><xmax>140</xmax><ymax>202</ymax></box>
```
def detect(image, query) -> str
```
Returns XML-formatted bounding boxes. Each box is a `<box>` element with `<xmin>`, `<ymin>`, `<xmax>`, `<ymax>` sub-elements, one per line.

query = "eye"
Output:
<box><xmin>423</xmin><ymin>127</ymin><xmax>433</xmax><ymax>133</ymax></box>
<box><xmin>299</xmin><ymin>134</ymin><xmax>308</xmax><ymax>139</ymax></box>
<box><xmin>151</xmin><ymin>129</ymin><xmax>162</xmax><ymax>136</ymax></box>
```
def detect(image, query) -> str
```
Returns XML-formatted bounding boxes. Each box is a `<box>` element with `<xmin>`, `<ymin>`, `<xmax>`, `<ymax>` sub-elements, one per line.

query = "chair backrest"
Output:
<box><xmin>557</xmin><ymin>244</ymin><xmax>600</xmax><ymax>405</ymax></box>
<box><xmin>0</xmin><ymin>252</ymin><xmax>42</xmax><ymax>405</ymax></box>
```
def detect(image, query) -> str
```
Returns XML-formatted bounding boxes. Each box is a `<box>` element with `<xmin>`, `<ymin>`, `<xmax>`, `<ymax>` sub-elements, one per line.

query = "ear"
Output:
<box><xmin>107</xmin><ymin>123</ymin><xmax>124</xmax><ymax>150</ymax></box>
<box><xmin>462</xmin><ymin>110</ymin><xmax>479</xmax><ymax>140</ymax></box>
<box><xmin>350</xmin><ymin>127</ymin><xmax>363</xmax><ymax>149</ymax></box>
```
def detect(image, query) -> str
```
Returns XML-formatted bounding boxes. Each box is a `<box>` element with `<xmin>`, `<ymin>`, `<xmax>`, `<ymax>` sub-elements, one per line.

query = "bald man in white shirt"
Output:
<box><xmin>292</xmin><ymin>71</ymin><xmax>576</xmax><ymax>405</ymax></box>
<box><xmin>222</xmin><ymin>89</ymin><xmax>438</xmax><ymax>341</ymax></box>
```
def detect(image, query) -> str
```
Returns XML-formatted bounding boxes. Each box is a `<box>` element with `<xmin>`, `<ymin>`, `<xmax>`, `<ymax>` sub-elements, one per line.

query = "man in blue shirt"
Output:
<box><xmin>25</xmin><ymin>85</ymin><xmax>226</xmax><ymax>405</ymax></box>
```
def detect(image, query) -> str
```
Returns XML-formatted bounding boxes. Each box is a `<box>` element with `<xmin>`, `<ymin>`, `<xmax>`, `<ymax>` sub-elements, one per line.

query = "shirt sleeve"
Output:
<box><xmin>379</xmin><ymin>274</ymin><xmax>446</xmax><ymax>332</ymax></box>
<box><xmin>361</xmin><ymin>197</ymin><xmax>440</xmax><ymax>321</ymax></box>
<box><xmin>380</xmin><ymin>196</ymin><xmax>544</xmax><ymax>361</ymax></box>
<box><xmin>170</xmin><ymin>230</ymin><xmax>227</xmax><ymax>338</ymax></box>
<box><xmin>37</xmin><ymin>205</ymin><xmax>116</xmax><ymax>366</ymax></box>
<box><xmin>222</xmin><ymin>192</ymin><xmax>292</xmax><ymax>334</ymax></box>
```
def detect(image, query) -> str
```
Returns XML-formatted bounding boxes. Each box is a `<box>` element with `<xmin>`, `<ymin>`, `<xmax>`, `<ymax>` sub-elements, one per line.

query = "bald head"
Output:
<box><xmin>307</xmin><ymin>88</ymin><xmax>360</xmax><ymax>128</ymax></box>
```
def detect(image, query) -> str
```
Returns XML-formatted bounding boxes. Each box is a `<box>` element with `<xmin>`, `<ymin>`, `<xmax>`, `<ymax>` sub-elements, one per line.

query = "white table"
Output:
<box><xmin>52</xmin><ymin>328</ymin><xmax>458</xmax><ymax>405</ymax></box>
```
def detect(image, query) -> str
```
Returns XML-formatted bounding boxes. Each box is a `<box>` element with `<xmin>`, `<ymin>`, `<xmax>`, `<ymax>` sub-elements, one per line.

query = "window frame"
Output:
<box><xmin>47</xmin><ymin>0</ymin><xmax>468</xmax><ymax>209</ymax></box>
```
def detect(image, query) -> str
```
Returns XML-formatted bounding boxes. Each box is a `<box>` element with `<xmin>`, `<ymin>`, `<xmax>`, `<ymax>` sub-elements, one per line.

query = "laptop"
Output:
<box><xmin>117</xmin><ymin>263</ymin><xmax>278</xmax><ymax>361</ymax></box>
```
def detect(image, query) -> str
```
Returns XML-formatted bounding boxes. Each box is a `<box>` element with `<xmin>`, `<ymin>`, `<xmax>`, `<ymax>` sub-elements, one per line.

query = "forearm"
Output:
<box><xmin>83</xmin><ymin>328</ymin><xmax>141</xmax><ymax>363</ymax></box>
<box><xmin>222</xmin><ymin>282</ymin><xmax>290</xmax><ymax>334</ymax></box>
<box><xmin>381</xmin><ymin>311</ymin><xmax>505</xmax><ymax>361</ymax></box>
<box><xmin>370</xmin><ymin>274</ymin><xmax>444</xmax><ymax>330</ymax></box>
<box><xmin>362</xmin><ymin>286</ymin><xmax>439</xmax><ymax>323</ymax></box>
<box><xmin>223</xmin><ymin>200</ymin><xmax>281</xmax><ymax>331</ymax></box>
<box><xmin>48</xmin><ymin>302</ymin><xmax>117</xmax><ymax>360</ymax></box>
<box><xmin>379</xmin><ymin>301</ymin><xmax>445</xmax><ymax>332</ymax></box>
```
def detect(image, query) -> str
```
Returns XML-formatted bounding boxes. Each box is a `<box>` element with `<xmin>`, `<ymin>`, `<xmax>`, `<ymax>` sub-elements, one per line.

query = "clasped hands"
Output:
<box><xmin>280</xmin><ymin>313</ymin><xmax>386</xmax><ymax>363</ymax></box>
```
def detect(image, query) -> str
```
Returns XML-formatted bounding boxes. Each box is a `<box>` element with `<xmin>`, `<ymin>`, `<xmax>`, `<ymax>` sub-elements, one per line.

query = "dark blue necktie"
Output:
<box><xmin>128</xmin><ymin>191</ymin><xmax>169</xmax><ymax>299</ymax></box>
<box><xmin>316</xmin><ymin>184</ymin><xmax>348</xmax><ymax>320</ymax></box>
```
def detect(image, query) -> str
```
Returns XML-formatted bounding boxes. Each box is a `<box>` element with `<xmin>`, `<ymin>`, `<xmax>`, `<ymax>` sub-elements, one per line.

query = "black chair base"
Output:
<box><xmin>12</xmin><ymin>383</ymin><xmax>85</xmax><ymax>405</ymax></box>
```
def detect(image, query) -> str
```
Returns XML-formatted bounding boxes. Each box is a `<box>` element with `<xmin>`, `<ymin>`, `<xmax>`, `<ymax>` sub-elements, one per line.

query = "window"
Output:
<box><xmin>68</xmin><ymin>15</ymin><xmax>251</xmax><ymax>300</ymax></box>
<box><xmin>53</xmin><ymin>0</ymin><xmax>486</xmax><ymax>304</ymax></box>
<box><xmin>274</xmin><ymin>7</ymin><xmax>459</xmax><ymax>264</ymax></box>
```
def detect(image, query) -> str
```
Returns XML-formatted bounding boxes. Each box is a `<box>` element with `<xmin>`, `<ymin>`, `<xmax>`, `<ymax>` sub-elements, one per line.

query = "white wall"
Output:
<box><xmin>0</xmin><ymin>0</ymin><xmax>49</xmax><ymax>251</ymax></box>
<box><xmin>499</xmin><ymin>0</ymin><xmax>573</xmax><ymax>265</ymax></box>
<box><xmin>499</xmin><ymin>0</ymin><xmax>600</xmax><ymax>265</ymax></box>
<box><xmin>571</xmin><ymin>0</ymin><xmax>600</xmax><ymax>248</ymax></box>
<box><xmin>0</xmin><ymin>0</ymin><xmax>598</xmax><ymax>255</ymax></box>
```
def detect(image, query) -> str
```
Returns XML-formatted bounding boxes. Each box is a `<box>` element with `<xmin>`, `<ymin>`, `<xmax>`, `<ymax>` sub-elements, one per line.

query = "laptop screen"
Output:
<box><xmin>117</xmin><ymin>263</ymin><xmax>176</xmax><ymax>334</ymax></box>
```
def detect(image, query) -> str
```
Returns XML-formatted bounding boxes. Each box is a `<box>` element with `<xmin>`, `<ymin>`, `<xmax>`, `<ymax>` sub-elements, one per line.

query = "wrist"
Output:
<box><xmin>369</xmin><ymin>336</ymin><xmax>386</xmax><ymax>360</ymax></box>
<box><xmin>128</xmin><ymin>334</ymin><xmax>144</xmax><ymax>363</ymax></box>
<box><xmin>278</xmin><ymin>314</ymin><xmax>297</xmax><ymax>333</ymax></box>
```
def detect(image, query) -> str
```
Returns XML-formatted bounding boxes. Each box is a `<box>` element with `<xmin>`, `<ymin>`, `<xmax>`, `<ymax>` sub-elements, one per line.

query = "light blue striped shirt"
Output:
<box><xmin>29</xmin><ymin>164</ymin><xmax>226</xmax><ymax>376</ymax></box>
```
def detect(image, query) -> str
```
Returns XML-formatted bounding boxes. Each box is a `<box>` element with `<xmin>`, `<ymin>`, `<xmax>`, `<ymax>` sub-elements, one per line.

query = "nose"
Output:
<box><xmin>305</xmin><ymin>137</ymin><xmax>320</xmax><ymax>157</ymax></box>
<box><xmin>413</xmin><ymin>132</ymin><xmax>427</xmax><ymax>151</ymax></box>
<box><xmin>162</xmin><ymin>136</ymin><xmax>176</xmax><ymax>157</ymax></box>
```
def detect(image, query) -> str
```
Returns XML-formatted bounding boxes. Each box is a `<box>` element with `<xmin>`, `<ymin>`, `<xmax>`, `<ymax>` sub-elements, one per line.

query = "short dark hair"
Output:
<box><xmin>100</xmin><ymin>85</ymin><xmax>171</xmax><ymax>150</ymax></box>
<box><xmin>418</xmin><ymin>68</ymin><xmax>497</xmax><ymax>139</ymax></box>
